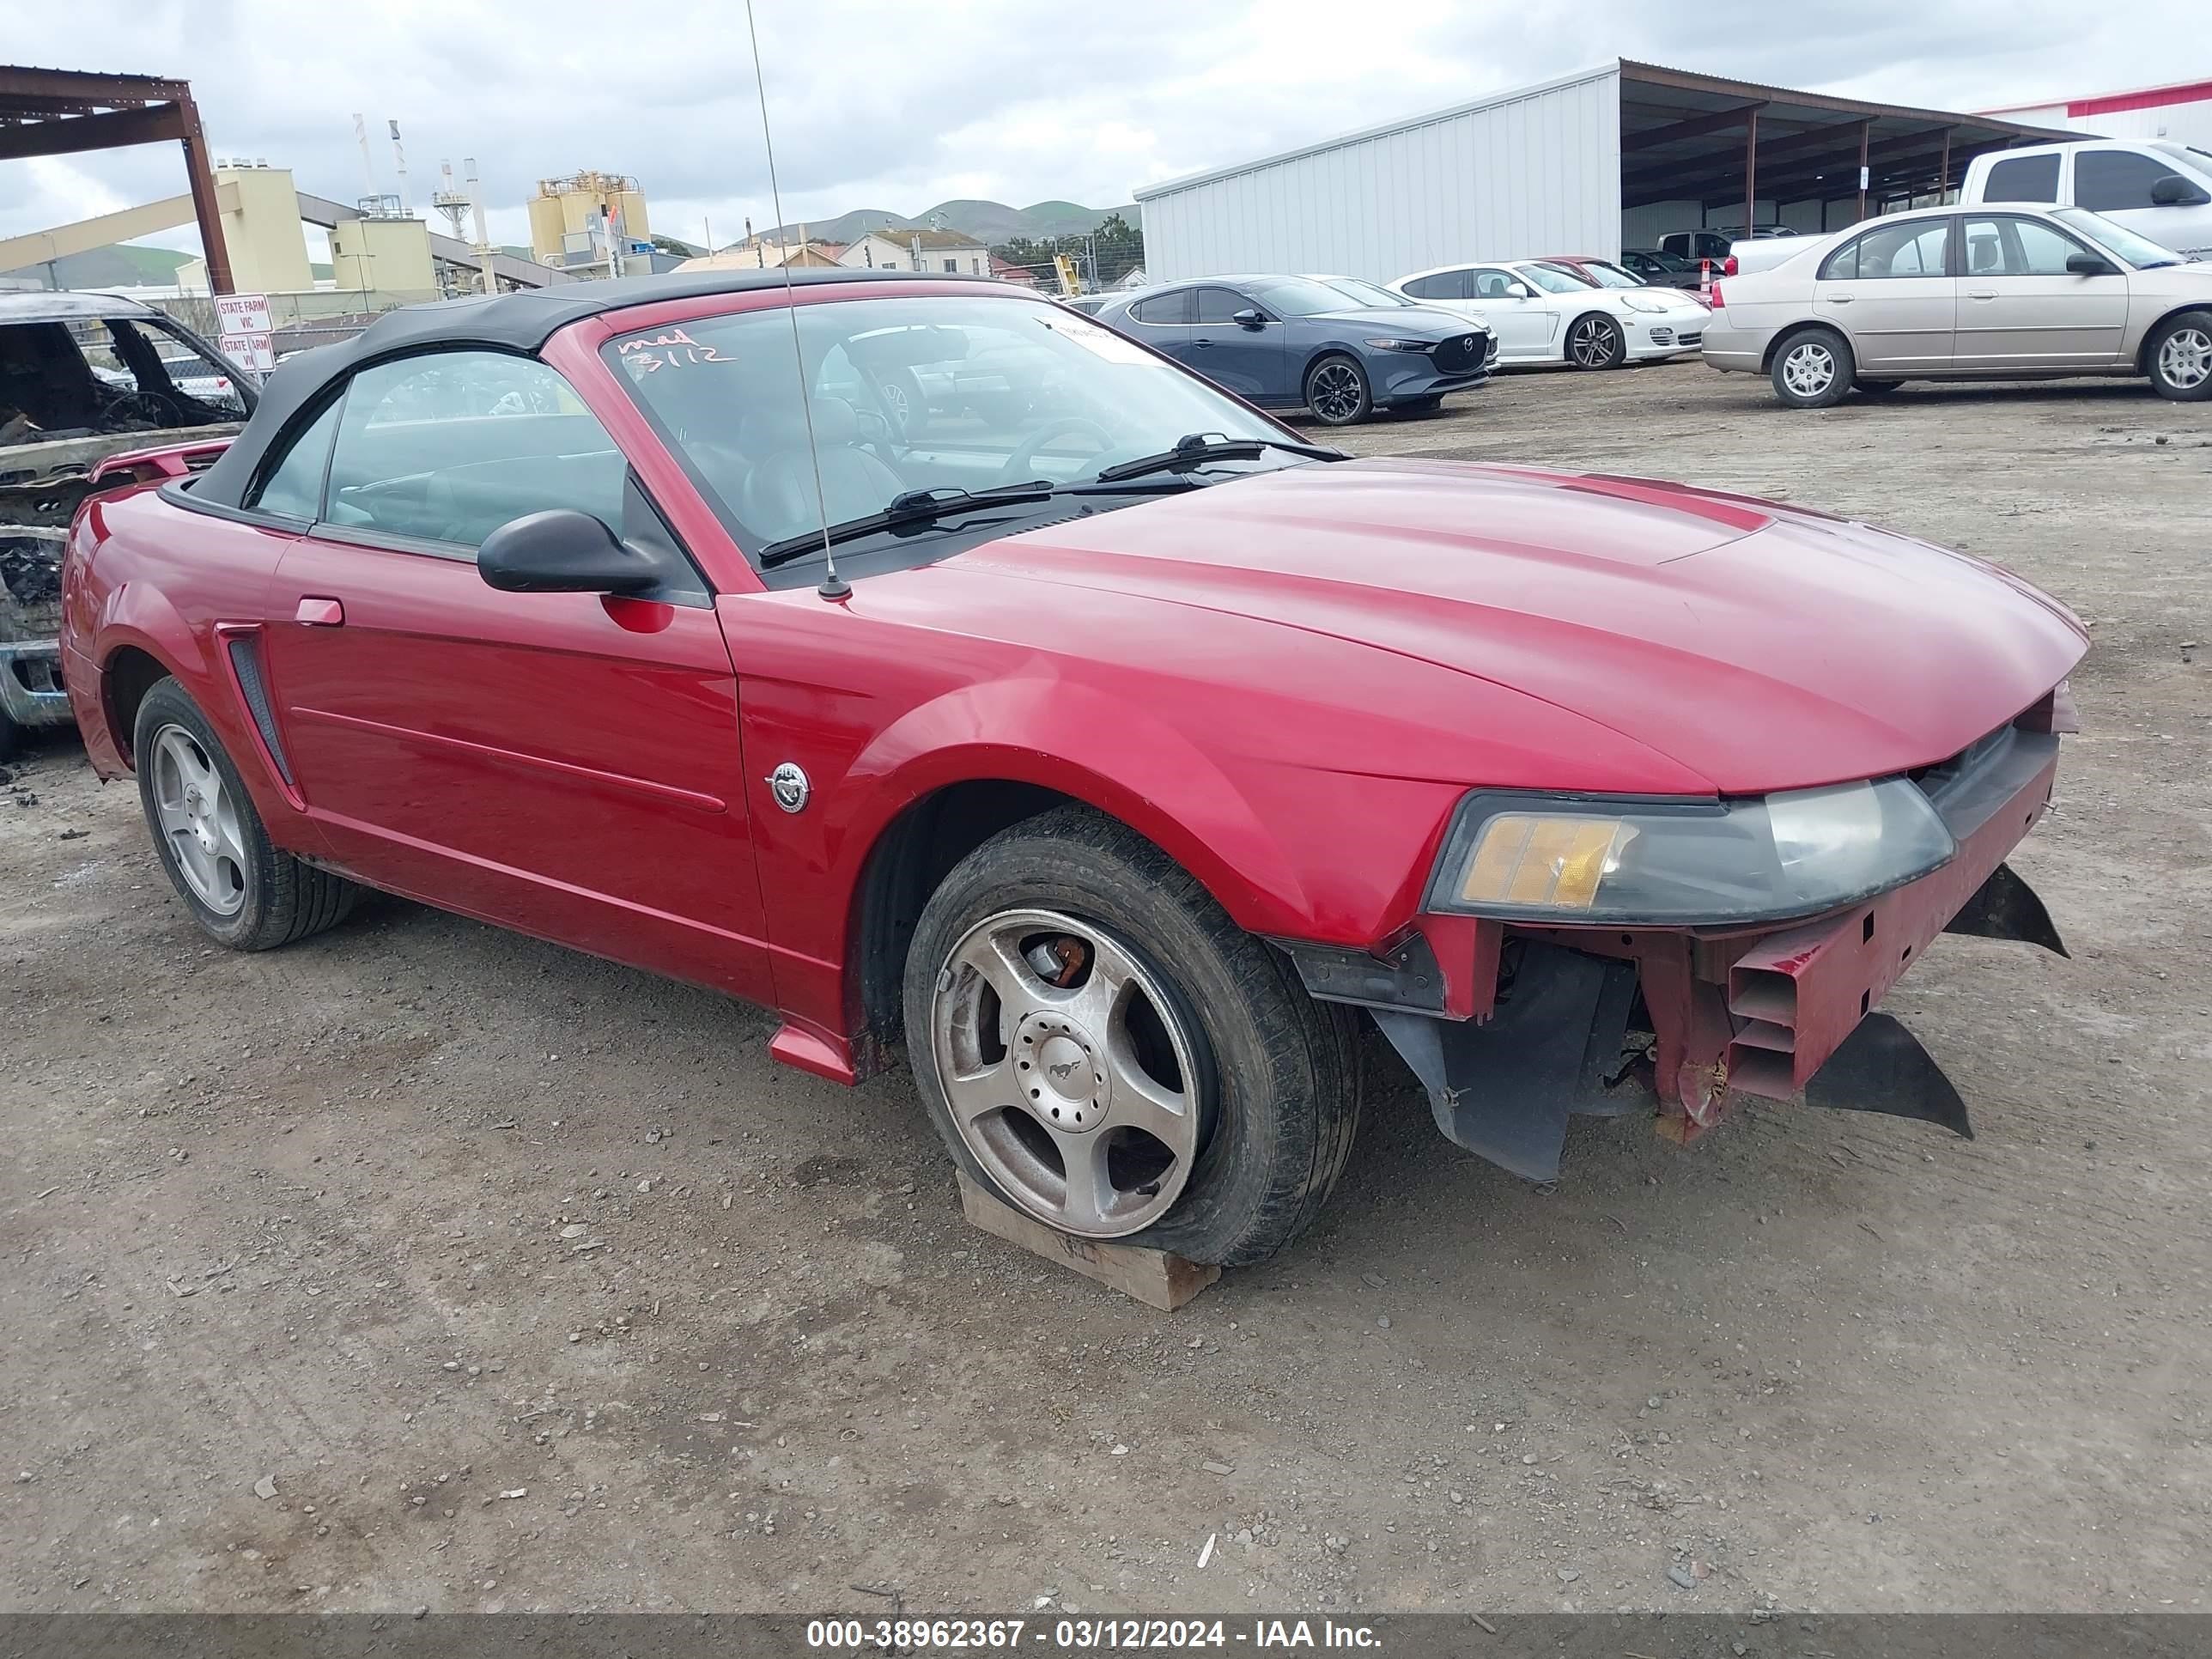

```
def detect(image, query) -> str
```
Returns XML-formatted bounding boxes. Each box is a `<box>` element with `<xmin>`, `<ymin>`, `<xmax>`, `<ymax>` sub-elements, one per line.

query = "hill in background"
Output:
<box><xmin>3</xmin><ymin>243</ymin><xmax>194</xmax><ymax>289</ymax></box>
<box><xmin>741</xmin><ymin>198</ymin><xmax>1137</xmax><ymax>251</ymax></box>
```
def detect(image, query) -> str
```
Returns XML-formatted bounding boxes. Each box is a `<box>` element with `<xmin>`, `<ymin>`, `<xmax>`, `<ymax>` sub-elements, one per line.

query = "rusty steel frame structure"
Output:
<box><xmin>1</xmin><ymin>64</ymin><xmax>233</xmax><ymax>293</ymax></box>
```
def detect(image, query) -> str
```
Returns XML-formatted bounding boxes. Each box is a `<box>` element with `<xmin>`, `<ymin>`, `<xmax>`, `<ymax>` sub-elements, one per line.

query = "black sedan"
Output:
<box><xmin>1092</xmin><ymin>274</ymin><xmax>1490</xmax><ymax>425</ymax></box>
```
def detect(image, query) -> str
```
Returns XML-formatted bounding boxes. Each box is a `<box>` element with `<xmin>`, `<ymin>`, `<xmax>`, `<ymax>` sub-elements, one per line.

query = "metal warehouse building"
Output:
<box><xmin>1133</xmin><ymin>58</ymin><xmax>2072</xmax><ymax>283</ymax></box>
<box><xmin>1980</xmin><ymin>76</ymin><xmax>2212</xmax><ymax>151</ymax></box>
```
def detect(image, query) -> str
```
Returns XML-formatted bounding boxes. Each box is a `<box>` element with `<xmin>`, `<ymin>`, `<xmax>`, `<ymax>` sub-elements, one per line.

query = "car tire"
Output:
<box><xmin>903</xmin><ymin>803</ymin><xmax>1362</xmax><ymax>1267</ymax></box>
<box><xmin>1771</xmin><ymin>328</ymin><xmax>1854</xmax><ymax>408</ymax></box>
<box><xmin>877</xmin><ymin>368</ymin><xmax>923</xmax><ymax>434</ymax></box>
<box><xmin>133</xmin><ymin>677</ymin><xmax>360</xmax><ymax>951</ymax></box>
<box><xmin>1304</xmin><ymin>354</ymin><xmax>1373</xmax><ymax>426</ymax></box>
<box><xmin>2146</xmin><ymin>310</ymin><xmax>2212</xmax><ymax>401</ymax></box>
<box><xmin>1855</xmin><ymin>378</ymin><xmax>1905</xmax><ymax>397</ymax></box>
<box><xmin>1565</xmin><ymin>313</ymin><xmax>1627</xmax><ymax>370</ymax></box>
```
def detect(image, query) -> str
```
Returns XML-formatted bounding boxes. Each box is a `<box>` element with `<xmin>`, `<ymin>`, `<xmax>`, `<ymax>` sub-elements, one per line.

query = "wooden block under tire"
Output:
<box><xmin>955</xmin><ymin>1172</ymin><xmax>1221</xmax><ymax>1312</ymax></box>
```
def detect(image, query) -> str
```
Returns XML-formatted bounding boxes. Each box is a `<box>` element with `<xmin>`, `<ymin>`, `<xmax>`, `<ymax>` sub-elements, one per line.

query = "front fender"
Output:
<box><xmin>843</xmin><ymin>676</ymin><xmax>1316</xmax><ymax>933</ymax></box>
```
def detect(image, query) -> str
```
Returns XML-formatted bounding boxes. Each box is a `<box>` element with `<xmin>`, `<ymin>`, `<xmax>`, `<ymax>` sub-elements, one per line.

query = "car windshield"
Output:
<box><xmin>1316</xmin><ymin>276</ymin><xmax>1412</xmax><ymax>309</ymax></box>
<box><xmin>605</xmin><ymin>294</ymin><xmax>1298</xmax><ymax>575</ymax></box>
<box><xmin>1514</xmin><ymin>264</ymin><xmax>1589</xmax><ymax>295</ymax></box>
<box><xmin>1237</xmin><ymin>276</ymin><xmax>1370</xmax><ymax>316</ymax></box>
<box><xmin>2051</xmin><ymin>207</ymin><xmax>2188</xmax><ymax>268</ymax></box>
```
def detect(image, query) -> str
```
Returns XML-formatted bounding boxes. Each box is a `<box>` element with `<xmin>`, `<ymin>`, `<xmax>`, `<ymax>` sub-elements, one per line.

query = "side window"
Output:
<box><xmin>1818</xmin><ymin>238</ymin><xmax>1859</xmax><ymax>281</ymax></box>
<box><xmin>248</xmin><ymin>397</ymin><xmax>343</xmax><ymax>520</ymax></box>
<box><xmin>2075</xmin><ymin>149</ymin><xmax>2182</xmax><ymax>212</ymax></box>
<box><xmin>320</xmin><ymin>351</ymin><xmax>625</xmax><ymax>550</ymax></box>
<box><xmin>1961</xmin><ymin>216</ymin><xmax>2091</xmax><ymax>276</ymax></box>
<box><xmin>1471</xmin><ymin>268</ymin><xmax>1519</xmax><ymax>300</ymax></box>
<box><xmin>1983</xmin><ymin>154</ymin><xmax>2061</xmax><ymax>204</ymax></box>
<box><xmin>1402</xmin><ymin>271</ymin><xmax>1460</xmax><ymax>301</ymax></box>
<box><xmin>1128</xmin><ymin>289</ymin><xmax>1193</xmax><ymax>325</ymax></box>
<box><xmin>1190</xmin><ymin>287</ymin><xmax>1249</xmax><ymax>325</ymax></box>
<box><xmin>1833</xmin><ymin>219</ymin><xmax>1951</xmax><ymax>279</ymax></box>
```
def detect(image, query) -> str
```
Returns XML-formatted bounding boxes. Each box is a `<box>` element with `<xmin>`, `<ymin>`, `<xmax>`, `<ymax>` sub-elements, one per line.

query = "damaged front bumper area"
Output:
<box><xmin>1285</xmin><ymin>725</ymin><xmax>2070</xmax><ymax>1181</ymax></box>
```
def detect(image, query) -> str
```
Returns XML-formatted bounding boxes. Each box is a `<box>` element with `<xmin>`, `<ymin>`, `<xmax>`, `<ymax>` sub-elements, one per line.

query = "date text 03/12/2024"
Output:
<box><xmin>805</xmin><ymin>1617</ymin><xmax>1383</xmax><ymax>1650</ymax></box>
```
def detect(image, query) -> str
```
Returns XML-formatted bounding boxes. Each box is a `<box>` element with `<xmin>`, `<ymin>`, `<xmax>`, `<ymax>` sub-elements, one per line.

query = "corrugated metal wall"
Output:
<box><xmin>1135</xmin><ymin>68</ymin><xmax>1622</xmax><ymax>283</ymax></box>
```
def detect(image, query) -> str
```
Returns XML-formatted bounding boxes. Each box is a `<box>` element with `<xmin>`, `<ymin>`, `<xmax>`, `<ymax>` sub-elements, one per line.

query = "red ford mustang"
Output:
<box><xmin>59</xmin><ymin>269</ymin><xmax>2085</xmax><ymax>1266</ymax></box>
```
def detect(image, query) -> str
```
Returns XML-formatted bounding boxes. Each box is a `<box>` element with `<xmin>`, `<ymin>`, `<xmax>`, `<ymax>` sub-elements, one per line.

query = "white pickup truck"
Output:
<box><xmin>1958</xmin><ymin>140</ymin><xmax>2212</xmax><ymax>259</ymax></box>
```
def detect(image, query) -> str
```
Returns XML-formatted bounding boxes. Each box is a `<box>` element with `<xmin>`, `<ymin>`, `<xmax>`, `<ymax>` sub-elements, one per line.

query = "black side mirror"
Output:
<box><xmin>478</xmin><ymin>509</ymin><xmax>668</xmax><ymax>595</ymax></box>
<box><xmin>2150</xmin><ymin>173</ymin><xmax>2209</xmax><ymax>207</ymax></box>
<box><xmin>2065</xmin><ymin>252</ymin><xmax>2118</xmax><ymax>276</ymax></box>
<box><xmin>1231</xmin><ymin>307</ymin><xmax>1266</xmax><ymax>329</ymax></box>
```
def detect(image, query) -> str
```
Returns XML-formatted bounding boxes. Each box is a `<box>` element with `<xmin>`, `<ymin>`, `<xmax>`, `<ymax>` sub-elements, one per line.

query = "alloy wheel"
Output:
<box><xmin>1308</xmin><ymin>361</ymin><xmax>1364</xmax><ymax>423</ymax></box>
<box><xmin>2158</xmin><ymin>326</ymin><xmax>2211</xmax><ymax>391</ymax></box>
<box><xmin>1782</xmin><ymin>341</ymin><xmax>1838</xmax><ymax>398</ymax></box>
<box><xmin>929</xmin><ymin>907</ymin><xmax>1204</xmax><ymax>1237</ymax></box>
<box><xmin>149</xmin><ymin>723</ymin><xmax>247</xmax><ymax>915</ymax></box>
<box><xmin>1570</xmin><ymin>317</ymin><xmax>1620</xmax><ymax>368</ymax></box>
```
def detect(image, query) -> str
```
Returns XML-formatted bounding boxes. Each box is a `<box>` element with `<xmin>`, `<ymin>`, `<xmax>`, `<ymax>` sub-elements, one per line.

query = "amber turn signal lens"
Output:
<box><xmin>1456</xmin><ymin>815</ymin><xmax>1635</xmax><ymax>911</ymax></box>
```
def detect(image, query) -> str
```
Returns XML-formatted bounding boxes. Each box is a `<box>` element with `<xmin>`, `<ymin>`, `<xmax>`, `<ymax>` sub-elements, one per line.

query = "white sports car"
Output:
<box><xmin>1388</xmin><ymin>258</ymin><xmax>1710</xmax><ymax>369</ymax></box>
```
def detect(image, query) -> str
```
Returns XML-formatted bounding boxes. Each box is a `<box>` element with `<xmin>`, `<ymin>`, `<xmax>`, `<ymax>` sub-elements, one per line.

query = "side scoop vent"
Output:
<box><xmin>226</xmin><ymin>635</ymin><xmax>295</xmax><ymax>788</ymax></box>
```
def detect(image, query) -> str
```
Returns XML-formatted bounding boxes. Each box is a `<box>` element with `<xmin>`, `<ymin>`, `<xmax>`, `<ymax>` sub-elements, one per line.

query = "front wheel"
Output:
<box><xmin>904</xmin><ymin>805</ymin><xmax>1361</xmax><ymax>1266</ymax></box>
<box><xmin>1304</xmin><ymin>354</ymin><xmax>1372</xmax><ymax>426</ymax></box>
<box><xmin>133</xmin><ymin>677</ymin><xmax>361</xmax><ymax>951</ymax></box>
<box><xmin>2147</xmin><ymin>310</ymin><xmax>2212</xmax><ymax>400</ymax></box>
<box><xmin>1565</xmin><ymin>313</ymin><xmax>1626</xmax><ymax>370</ymax></box>
<box><xmin>1771</xmin><ymin>329</ymin><xmax>1855</xmax><ymax>408</ymax></box>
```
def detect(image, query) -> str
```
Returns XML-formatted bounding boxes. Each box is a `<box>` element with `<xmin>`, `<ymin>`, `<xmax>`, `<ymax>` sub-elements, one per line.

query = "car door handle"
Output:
<box><xmin>1966</xmin><ymin>291</ymin><xmax>1998</xmax><ymax>301</ymax></box>
<box><xmin>295</xmin><ymin>597</ymin><xmax>345</xmax><ymax>627</ymax></box>
<box><xmin>1192</xmin><ymin>337</ymin><xmax>1214</xmax><ymax>349</ymax></box>
<box><xmin>1826</xmin><ymin>295</ymin><xmax>1853</xmax><ymax>304</ymax></box>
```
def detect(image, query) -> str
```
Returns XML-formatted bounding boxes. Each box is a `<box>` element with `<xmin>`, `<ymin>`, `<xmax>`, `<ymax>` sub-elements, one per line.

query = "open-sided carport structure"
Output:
<box><xmin>0</xmin><ymin>65</ymin><xmax>233</xmax><ymax>293</ymax></box>
<box><xmin>1134</xmin><ymin>58</ymin><xmax>2080</xmax><ymax>283</ymax></box>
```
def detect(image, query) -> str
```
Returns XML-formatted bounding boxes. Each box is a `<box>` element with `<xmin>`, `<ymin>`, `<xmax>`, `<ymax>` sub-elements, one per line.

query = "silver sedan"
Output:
<box><xmin>1701</xmin><ymin>203</ymin><xmax>2212</xmax><ymax>407</ymax></box>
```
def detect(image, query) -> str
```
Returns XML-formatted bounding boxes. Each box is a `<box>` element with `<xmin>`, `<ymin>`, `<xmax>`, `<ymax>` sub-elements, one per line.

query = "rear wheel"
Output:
<box><xmin>133</xmin><ymin>678</ymin><xmax>360</xmax><ymax>951</ymax></box>
<box><xmin>1771</xmin><ymin>328</ymin><xmax>1854</xmax><ymax>408</ymax></box>
<box><xmin>904</xmin><ymin>805</ymin><xmax>1361</xmax><ymax>1266</ymax></box>
<box><xmin>1304</xmin><ymin>355</ymin><xmax>1372</xmax><ymax>426</ymax></box>
<box><xmin>2147</xmin><ymin>311</ymin><xmax>2212</xmax><ymax>400</ymax></box>
<box><xmin>1565</xmin><ymin>313</ymin><xmax>1626</xmax><ymax>370</ymax></box>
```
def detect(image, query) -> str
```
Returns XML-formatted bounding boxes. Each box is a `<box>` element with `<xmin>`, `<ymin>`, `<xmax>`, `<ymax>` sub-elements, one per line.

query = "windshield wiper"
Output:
<box><xmin>758</xmin><ymin>481</ymin><xmax>1057</xmax><ymax>567</ymax></box>
<box><xmin>1085</xmin><ymin>432</ymin><xmax>1347</xmax><ymax>486</ymax></box>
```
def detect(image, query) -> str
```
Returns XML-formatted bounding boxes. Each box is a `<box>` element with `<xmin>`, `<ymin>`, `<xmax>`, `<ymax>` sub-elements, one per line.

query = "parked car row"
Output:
<box><xmin>1068</xmin><ymin>255</ymin><xmax>1711</xmax><ymax>423</ymax></box>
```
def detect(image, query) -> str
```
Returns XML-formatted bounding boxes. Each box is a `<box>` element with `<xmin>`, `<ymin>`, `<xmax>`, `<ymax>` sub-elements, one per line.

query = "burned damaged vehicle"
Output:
<box><xmin>59</xmin><ymin>270</ymin><xmax>2083</xmax><ymax>1267</ymax></box>
<box><xmin>2</xmin><ymin>292</ymin><xmax>252</xmax><ymax>757</ymax></box>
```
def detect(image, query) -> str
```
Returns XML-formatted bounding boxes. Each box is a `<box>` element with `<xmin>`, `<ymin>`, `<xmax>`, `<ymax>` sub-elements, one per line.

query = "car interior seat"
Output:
<box><xmin>738</xmin><ymin>395</ymin><xmax>904</xmax><ymax>543</ymax></box>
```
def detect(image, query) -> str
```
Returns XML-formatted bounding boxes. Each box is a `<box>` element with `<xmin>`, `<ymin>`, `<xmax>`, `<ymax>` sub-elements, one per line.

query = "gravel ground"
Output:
<box><xmin>2</xmin><ymin>358</ymin><xmax>2208</xmax><ymax>1617</ymax></box>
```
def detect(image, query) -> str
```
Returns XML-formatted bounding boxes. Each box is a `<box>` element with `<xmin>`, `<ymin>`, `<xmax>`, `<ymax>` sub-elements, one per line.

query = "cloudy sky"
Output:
<box><xmin>3</xmin><ymin>0</ymin><xmax>2197</xmax><ymax>257</ymax></box>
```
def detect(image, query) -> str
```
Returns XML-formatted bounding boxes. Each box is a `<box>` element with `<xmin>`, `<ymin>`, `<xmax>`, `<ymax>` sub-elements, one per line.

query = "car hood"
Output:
<box><xmin>1310</xmin><ymin>304</ymin><xmax>1486</xmax><ymax>337</ymax></box>
<box><xmin>959</xmin><ymin>459</ymin><xmax>2087</xmax><ymax>793</ymax></box>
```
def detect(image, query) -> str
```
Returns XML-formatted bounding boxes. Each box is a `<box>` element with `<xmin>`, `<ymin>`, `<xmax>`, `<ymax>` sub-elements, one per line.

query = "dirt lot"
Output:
<box><xmin>3</xmin><ymin>359</ymin><xmax>2208</xmax><ymax>1618</ymax></box>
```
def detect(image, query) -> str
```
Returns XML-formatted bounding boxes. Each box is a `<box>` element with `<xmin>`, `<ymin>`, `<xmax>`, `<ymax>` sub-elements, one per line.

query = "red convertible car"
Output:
<box><xmin>59</xmin><ymin>269</ymin><xmax>2085</xmax><ymax>1266</ymax></box>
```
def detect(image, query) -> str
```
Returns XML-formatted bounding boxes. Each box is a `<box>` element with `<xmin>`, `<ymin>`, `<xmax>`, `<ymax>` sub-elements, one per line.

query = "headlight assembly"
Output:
<box><xmin>1363</xmin><ymin>337</ymin><xmax>1438</xmax><ymax>352</ymax></box>
<box><xmin>1620</xmin><ymin>294</ymin><xmax>1670</xmax><ymax>313</ymax></box>
<box><xmin>1425</xmin><ymin>780</ymin><xmax>1955</xmax><ymax>925</ymax></box>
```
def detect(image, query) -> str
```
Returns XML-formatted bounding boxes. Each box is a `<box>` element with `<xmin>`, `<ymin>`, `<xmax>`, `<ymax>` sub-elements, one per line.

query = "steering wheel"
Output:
<box><xmin>998</xmin><ymin>416</ymin><xmax>1119</xmax><ymax>486</ymax></box>
<box><xmin>104</xmin><ymin>389</ymin><xmax>180</xmax><ymax>427</ymax></box>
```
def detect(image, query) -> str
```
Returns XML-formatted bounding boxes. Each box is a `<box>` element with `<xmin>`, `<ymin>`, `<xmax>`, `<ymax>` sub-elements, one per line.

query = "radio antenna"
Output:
<box><xmin>743</xmin><ymin>0</ymin><xmax>848</xmax><ymax>600</ymax></box>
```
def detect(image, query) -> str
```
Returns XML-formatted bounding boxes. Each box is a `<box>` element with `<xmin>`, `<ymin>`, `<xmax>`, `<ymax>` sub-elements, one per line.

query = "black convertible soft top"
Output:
<box><xmin>189</xmin><ymin>266</ymin><xmax>990</xmax><ymax>510</ymax></box>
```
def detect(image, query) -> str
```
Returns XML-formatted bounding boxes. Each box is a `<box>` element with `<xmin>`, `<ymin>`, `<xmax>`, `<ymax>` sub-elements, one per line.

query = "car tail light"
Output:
<box><xmin>1723</xmin><ymin>255</ymin><xmax>1738</xmax><ymax>276</ymax></box>
<box><xmin>1708</xmin><ymin>283</ymin><xmax>1724</xmax><ymax>309</ymax></box>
